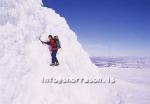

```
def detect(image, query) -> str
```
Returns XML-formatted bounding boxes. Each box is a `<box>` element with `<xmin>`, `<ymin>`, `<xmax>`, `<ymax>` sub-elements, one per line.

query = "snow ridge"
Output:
<box><xmin>0</xmin><ymin>0</ymin><xmax>115</xmax><ymax>104</ymax></box>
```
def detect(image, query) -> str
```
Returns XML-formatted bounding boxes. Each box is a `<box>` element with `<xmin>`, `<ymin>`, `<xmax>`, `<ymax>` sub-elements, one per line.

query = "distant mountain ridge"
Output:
<box><xmin>91</xmin><ymin>56</ymin><xmax>150</xmax><ymax>69</ymax></box>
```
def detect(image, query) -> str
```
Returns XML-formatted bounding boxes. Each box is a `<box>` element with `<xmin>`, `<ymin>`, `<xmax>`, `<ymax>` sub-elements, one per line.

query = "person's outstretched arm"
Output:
<box><xmin>42</xmin><ymin>41</ymin><xmax>50</xmax><ymax>45</ymax></box>
<box><xmin>40</xmin><ymin>40</ymin><xmax>50</xmax><ymax>45</ymax></box>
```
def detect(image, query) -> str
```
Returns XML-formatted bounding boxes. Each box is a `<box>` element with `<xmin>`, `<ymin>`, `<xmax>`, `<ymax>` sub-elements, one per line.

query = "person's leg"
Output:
<box><xmin>55</xmin><ymin>51</ymin><xmax>58</xmax><ymax>63</ymax></box>
<box><xmin>55</xmin><ymin>57</ymin><xmax>59</xmax><ymax>63</ymax></box>
<box><xmin>51</xmin><ymin>51</ymin><xmax>55</xmax><ymax>65</ymax></box>
<box><xmin>54</xmin><ymin>50</ymin><xmax>59</xmax><ymax>65</ymax></box>
<box><xmin>53</xmin><ymin>51</ymin><xmax>57</xmax><ymax>63</ymax></box>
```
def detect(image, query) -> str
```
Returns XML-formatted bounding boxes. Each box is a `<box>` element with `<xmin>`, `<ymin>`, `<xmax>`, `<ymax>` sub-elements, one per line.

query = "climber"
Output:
<box><xmin>39</xmin><ymin>35</ymin><xmax>60</xmax><ymax>66</ymax></box>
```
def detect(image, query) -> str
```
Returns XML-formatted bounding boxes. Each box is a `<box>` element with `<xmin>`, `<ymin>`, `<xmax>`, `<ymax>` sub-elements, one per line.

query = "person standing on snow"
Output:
<box><xmin>40</xmin><ymin>35</ymin><xmax>59</xmax><ymax>66</ymax></box>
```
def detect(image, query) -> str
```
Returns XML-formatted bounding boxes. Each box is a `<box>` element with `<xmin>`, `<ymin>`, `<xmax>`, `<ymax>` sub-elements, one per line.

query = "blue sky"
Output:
<box><xmin>42</xmin><ymin>0</ymin><xmax>150</xmax><ymax>56</ymax></box>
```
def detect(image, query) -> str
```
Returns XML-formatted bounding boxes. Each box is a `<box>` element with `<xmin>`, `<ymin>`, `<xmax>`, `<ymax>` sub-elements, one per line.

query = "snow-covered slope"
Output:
<box><xmin>1</xmin><ymin>0</ymin><xmax>149</xmax><ymax>104</ymax></box>
<box><xmin>0</xmin><ymin>0</ymin><xmax>116</xmax><ymax>104</ymax></box>
<box><xmin>92</xmin><ymin>57</ymin><xmax>150</xmax><ymax>104</ymax></box>
<box><xmin>91</xmin><ymin>57</ymin><xmax>150</xmax><ymax>69</ymax></box>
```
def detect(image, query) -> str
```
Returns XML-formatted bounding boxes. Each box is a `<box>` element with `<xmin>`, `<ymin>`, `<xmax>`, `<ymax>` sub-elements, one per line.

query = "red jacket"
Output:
<box><xmin>42</xmin><ymin>39</ymin><xmax>58</xmax><ymax>51</ymax></box>
<box><xmin>50</xmin><ymin>38</ymin><xmax>58</xmax><ymax>51</ymax></box>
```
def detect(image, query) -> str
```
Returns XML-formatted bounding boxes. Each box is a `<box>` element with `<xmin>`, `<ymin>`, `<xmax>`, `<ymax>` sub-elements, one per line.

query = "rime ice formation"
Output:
<box><xmin>0</xmin><ymin>0</ymin><xmax>115</xmax><ymax>104</ymax></box>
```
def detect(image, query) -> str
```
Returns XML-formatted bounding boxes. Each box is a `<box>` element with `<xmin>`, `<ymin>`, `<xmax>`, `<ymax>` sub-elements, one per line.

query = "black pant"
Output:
<box><xmin>51</xmin><ymin>50</ymin><xmax>58</xmax><ymax>64</ymax></box>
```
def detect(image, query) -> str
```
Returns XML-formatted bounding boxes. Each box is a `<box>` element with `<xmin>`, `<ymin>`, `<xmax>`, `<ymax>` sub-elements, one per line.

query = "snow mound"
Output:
<box><xmin>0</xmin><ymin>0</ymin><xmax>115</xmax><ymax>104</ymax></box>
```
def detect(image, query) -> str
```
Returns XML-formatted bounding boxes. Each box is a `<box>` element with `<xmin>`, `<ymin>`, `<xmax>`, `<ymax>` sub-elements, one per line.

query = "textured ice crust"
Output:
<box><xmin>0</xmin><ymin>0</ymin><xmax>113</xmax><ymax>104</ymax></box>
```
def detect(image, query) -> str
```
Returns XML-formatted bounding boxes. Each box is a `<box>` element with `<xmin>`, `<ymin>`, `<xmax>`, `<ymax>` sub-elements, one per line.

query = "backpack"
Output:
<box><xmin>54</xmin><ymin>36</ymin><xmax>61</xmax><ymax>49</ymax></box>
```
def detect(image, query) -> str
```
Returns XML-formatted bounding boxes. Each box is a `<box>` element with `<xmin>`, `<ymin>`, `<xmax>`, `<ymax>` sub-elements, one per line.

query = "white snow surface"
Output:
<box><xmin>0</xmin><ymin>0</ymin><xmax>113</xmax><ymax>104</ymax></box>
<box><xmin>0</xmin><ymin>0</ymin><xmax>150</xmax><ymax>104</ymax></box>
<box><xmin>92</xmin><ymin>57</ymin><xmax>150</xmax><ymax>104</ymax></box>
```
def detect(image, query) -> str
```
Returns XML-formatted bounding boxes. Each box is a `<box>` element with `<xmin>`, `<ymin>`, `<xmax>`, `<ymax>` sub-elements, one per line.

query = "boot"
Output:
<box><xmin>55</xmin><ymin>62</ymin><xmax>59</xmax><ymax>66</ymax></box>
<box><xmin>50</xmin><ymin>63</ymin><xmax>55</xmax><ymax>66</ymax></box>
